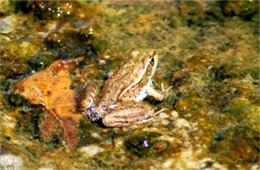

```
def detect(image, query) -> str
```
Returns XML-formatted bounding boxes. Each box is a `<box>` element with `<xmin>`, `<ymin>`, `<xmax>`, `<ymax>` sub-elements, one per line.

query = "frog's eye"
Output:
<box><xmin>150</xmin><ymin>58</ymin><xmax>154</xmax><ymax>64</ymax></box>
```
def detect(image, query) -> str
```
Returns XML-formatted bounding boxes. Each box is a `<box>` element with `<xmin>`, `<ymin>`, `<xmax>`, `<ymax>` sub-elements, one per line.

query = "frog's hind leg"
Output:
<box><xmin>102</xmin><ymin>101</ymin><xmax>164</xmax><ymax>127</ymax></box>
<box><xmin>76</xmin><ymin>81</ymin><xmax>102</xmax><ymax>121</ymax></box>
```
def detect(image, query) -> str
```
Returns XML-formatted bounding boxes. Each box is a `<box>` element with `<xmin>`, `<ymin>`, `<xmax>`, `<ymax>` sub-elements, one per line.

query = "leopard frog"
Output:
<box><xmin>77</xmin><ymin>50</ymin><xmax>165</xmax><ymax>127</ymax></box>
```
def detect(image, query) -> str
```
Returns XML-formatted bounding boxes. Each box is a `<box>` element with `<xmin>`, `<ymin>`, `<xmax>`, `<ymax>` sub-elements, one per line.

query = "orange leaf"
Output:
<box><xmin>10</xmin><ymin>57</ymin><xmax>84</xmax><ymax>146</ymax></box>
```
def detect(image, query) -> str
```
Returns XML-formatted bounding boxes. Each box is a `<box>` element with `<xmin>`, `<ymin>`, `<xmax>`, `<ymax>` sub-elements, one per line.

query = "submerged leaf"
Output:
<box><xmin>10</xmin><ymin>57</ymin><xmax>84</xmax><ymax>145</ymax></box>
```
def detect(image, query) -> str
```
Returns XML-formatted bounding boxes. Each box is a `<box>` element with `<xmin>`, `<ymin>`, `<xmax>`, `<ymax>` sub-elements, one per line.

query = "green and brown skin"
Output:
<box><xmin>77</xmin><ymin>50</ymin><xmax>165</xmax><ymax>127</ymax></box>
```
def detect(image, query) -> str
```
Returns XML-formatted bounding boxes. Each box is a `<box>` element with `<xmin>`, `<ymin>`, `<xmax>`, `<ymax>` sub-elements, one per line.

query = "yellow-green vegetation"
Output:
<box><xmin>0</xmin><ymin>0</ymin><xmax>259</xmax><ymax>169</ymax></box>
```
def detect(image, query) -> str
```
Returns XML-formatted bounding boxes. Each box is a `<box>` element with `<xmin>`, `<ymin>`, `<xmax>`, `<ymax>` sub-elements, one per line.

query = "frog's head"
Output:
<box><xmin>118</xmin><ymin>50</ymin><xmax>159</xmax><ymax>98</ymax></box>
<box><xmin>129</xmin><ymin>50</ymin><xmax>158</xmax><ymax>80</ymax></box>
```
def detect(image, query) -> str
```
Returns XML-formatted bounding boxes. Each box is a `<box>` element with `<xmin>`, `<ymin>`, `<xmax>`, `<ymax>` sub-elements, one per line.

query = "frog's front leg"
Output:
<box><xmin>102</xmin><ymin>101</ymin><xmax>161</xmax><ymax>127</ymax></box>
<box><xmin>147</xmin><ymin>86</ymin><xmax>164</xmax><ymax>101</ymax></box>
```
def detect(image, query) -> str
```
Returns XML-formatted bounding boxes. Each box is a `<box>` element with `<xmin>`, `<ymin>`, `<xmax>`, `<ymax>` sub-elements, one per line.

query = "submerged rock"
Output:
<box><xmin>211</xmin><ymin>124</ymin><xmax>259</xmax><ymax>164</ymax></box>
<box><xmin>28</xmin><ymin>51</ymin><xmax>57</xmax><ymax>71</ymax></box>
<box><xmin>0</xmin><ymin>15</ymin><xmax>17</xmax><ymax>34</ymax></box>
<box><xmin>125</xmin><ymin>132</ymin><xmax>168</xmax><ymax>157</ymax></box>
<box><xmin>0</xmin><ymin>154</ymin><xmax>23</xmax><ymax>170</ymax></box>
<box><xmin>210</xmin><ymin>136</ymin><xmax>258</xmax><ymax>164</ymax></box>
<box><xmin>220</xmin><ymin>0</ymin><xmax>259</xmax><ymax>20</ymax></box>
<box><xmin>78</xmin><ymin>144</ymin><xmax>104</xmax><ymax>158</ymax></box>
<box><xmin>14</xmin><ymin>1</ymin><xmax>79</xmax><ymax>21</ymax></box>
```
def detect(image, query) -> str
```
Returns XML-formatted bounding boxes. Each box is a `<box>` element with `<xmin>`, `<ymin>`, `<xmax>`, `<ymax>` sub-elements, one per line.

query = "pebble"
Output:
<box><xmin>161</xmin><ymin>119</ymin><xmax>170</xmax><ymax>126</ymax></box>
<box><xmin>0</xmin><ymin>153</ymin><xmax>23</xmax><ymax>170</ymax></box>
<box><xmin>162</xmin><ymin>158</ymin><xmax>174</xmax><ymax>168</ymax></box>
<box><xmin>113</xmin><ymin>137</ymin><xmax>124</xmax><ymax>148</ymax></box>
<box><xmin>91</xmin><ymin>132</ymin><xmax>102</xmax><ymax>139</ymax></box>
<box><xmin>78</xmin><ymin>144</ymin><xmax>104</xmax><ymax>158</ymax></box>
<box><xmin>2</xmin><ymin>122</ymin><xmax>15</xmax><ymax>128</ymax></box>
<box><xmin>250</xmin><ymin>164</ymin><xmax>260</xmax><ymax>170</ymax></box>
<box><xmin>174</xmin><ymin>118</ymin><xmax>190</xmax><ymax>129</ymax></box>
<box><xmin>38</xmin><ymin>167</ymin><xmax>54</xmax><ymax>170</ymax></box>
<box><xmin>170</xmin><ymin>110</ymin><xmax>179</xmax><ymax>119</ymax></box>
<box><xmin>103</xmin><ymin>55</ymin><xmax>110</xmax><ymax>59</ymax></box>
<box><xmin>200</xmin><ymin>158</ymin><xmax>227</xmax><ymax>170</ymax></box>
<box><xmin>98</xmin><ymin>59</ymin><xmax>106</xmax><ymax>65</ymax></box>
<box><xmin>0</xmin><ymin>15</ymin><xmax>16</xmax><ymax>34</ymax></box>
<box><xmin>159</xmin><ymin>112</ymin><xmax>169</xmax><ymax>119</ymax></box>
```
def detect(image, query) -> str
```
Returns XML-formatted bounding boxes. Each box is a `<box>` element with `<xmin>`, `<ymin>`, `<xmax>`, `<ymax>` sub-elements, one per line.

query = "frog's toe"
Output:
<box><xmin>87</xmin><ymin>110</ymin><xmax>102</xmax><ymax>121</ymax></box>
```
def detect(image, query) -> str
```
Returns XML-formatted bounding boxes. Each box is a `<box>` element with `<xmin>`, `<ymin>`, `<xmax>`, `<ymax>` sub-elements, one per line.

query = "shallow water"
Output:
<box><xmin>0</xmin><ymin>1</ymin><xmax>259</xmax><ymax>169</ymax></box>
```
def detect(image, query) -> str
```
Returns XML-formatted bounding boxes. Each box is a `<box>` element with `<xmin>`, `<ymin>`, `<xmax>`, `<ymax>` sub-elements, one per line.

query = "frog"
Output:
<box><xmin>77</xmin><ymin>50</ymin><xmax>166</xmax><ymax>127</ymax></box>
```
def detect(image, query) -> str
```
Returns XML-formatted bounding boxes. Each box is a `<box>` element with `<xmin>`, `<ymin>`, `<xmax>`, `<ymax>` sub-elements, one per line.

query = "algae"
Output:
<box><xmin>0</xmin><ymin>0</ymin><xmax>259</xmax><ymax>169</ymax></box>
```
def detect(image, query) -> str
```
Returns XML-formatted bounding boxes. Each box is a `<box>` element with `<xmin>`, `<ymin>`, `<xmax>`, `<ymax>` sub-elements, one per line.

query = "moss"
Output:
<box><xmin>175</xmin><ymin>92</ymin><xmax>207</xmax><ymax>115</ymax></box>
<box><xmin>223</xmin><ymin>103</ymin><xmax>250</xmax><ymax>118</ymax></box>
<box><xmin>8</xmin><ymin>93</ymin><xmax>28</xmax><ymax>107</ymax></box>
<box><xmin>207</xmin><ymin>79</ymin><xmax>257</xmax><ymax>110</ymax></box>
<box><xmin>13</xmin><ymin>1</ymin><xmax>79</xmax><ymax>21</ymax></box>
<box><xmin>44</xmin><ymin>29</ymin><xmax>96</xmax><ymax>59</ymax></box>
<box><xmin>226</xmin><ymin>103</ymin><xmax>259</xmax><ymax>129</ymax></box>
<box><xmin>209</xmin><ymin>64</ymin><xmax>241</xmax><ymax>82</ymax></box>
<box><xmin>244</xmin><ymin>66</ymin><xmax>260</xmax><ymax>80</ymax></box>
<box><xmin>28</xmin><ymin>51</ymin><xmax>57</xmax><ymax>71</ymax></box>
<box><xmin>15</xmin><ymin>106</ymin><xmax>43</xmax><ymax>140</ymax></box>
<box><xmin>224</xmin><ymin>97</ymin><xmax>257</xmax><ymax>114</ymax></box>
<box><xmin>211</xmin><ymin>125</ymin><xmax>259</xmax><ymax>164</ymax></box>
<box><xmin>168</xmin><ymin>12</ymin><xmax>187</xmax><ymax>28</ymax></box>
<box><xmin>77</xmin><ymin>117</ymin><xmax>106</xmax><ymax>147</ymax></box>
<box><xmin>184</xmin><ymin>2</ymin><xmax>207</xmax><ymax>26</ymax></box>
<box><xmin>178</xmin><ymin>1</ymin><xmax>224</xmax><ymax>26</ymax></box>
<box><xmin>0</xmin><ymin>78</ymin><xmax>12</xmax><ymax>91</ymax></box>
<box><xmin>220</xmin><ymin>0</ymin><xmax>259</xmax><ymax>20</ymax></box>
<box><xmin>185</xmin><ymin>54</ymin><xmax>213</xmax><ymax>71</ymax></box>
<box><xmin>125</xmin><ymin>132</ymin><xmax>168</xmax><ymax>157</ymax></box>
<box><xmin>0</xmin><ymin>40</ymin><xmax>42</xmax><ymax>78</ymax></box>
<box><xmin>91</xmin><ymin>39</ymin><xmax>109</xmax><ymax>54</ymax></box>
<box><xmin>5</xmin><ymin>94</ymin><xmax>43</xmax><ymax>140</ymax></box>
<box><xmin>0</xmin><ymin>0</ymin><xmax>14</xmax><ymax>15</ymax></box>
<box><xmin>210</xmin><ymin>136</ymin><xmax>258</xmax><ymax>164</ymax></box>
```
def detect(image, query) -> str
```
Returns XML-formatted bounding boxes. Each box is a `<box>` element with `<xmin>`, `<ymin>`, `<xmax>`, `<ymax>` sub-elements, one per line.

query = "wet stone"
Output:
<box><xmin>124</xmin><ymin>132</ymin><xmax>168</xmax><ymax>157</ymax></box>
<box><xmin>78</xmin><ymin>144</ymin><xmax>104</xmax><ymax>158</ymax></box>
<box><xmin>210</xmin><ymin>136</ymin><xmax>258</xmax><ymax>164</ymax></box>
<box><xmin>211</xmin><ymin>124</ymin><xmax>259</xmax><ymax>164</ymax></box>
<box><xmin>0</xmin><ymin>154</ymin><xmax>23</xmax><ymax>170</ymax></box>
<box><xmin>220</xmin><ymin>0</ymin><xmax>259</xmax><ymax>20</ymax></box>
<box><xmin>28</xmin><ymin>52</ymin><xmax>57</xmax><ymax>71</ymax></box>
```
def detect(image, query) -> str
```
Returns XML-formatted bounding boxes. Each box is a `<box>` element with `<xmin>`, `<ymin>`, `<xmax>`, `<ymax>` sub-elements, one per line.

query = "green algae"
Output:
<box><xmin>125</xmin><ymin>132</ymin><xmax>168</xmax><ymax>157</ymax></box>
<box><xmin>77</xmin><ymin>117</ymin><xmax>103</xmax><ymax>147</ymax></box>
<box><xmin>0</xmin><ymin>0</ymin><xmax>259</xmax><ymax>169</ymax></box>
<box><xmin>13</xmin><ymin>1</ymin><xmax>80</xmax><ymax>22</ymax></box>
<box><xmin>220</xmin><ymin>0</ymin><xmax>259</xmax><ymax>20</ymax></box>
<box><xmin>28</xmin><ymin>51</ymin><xmax>57</xmax><ymax>71</ymax></box>
<box><xmin>211</xmin><ymin>124</ymin><xmax>259</xmax><ymax>164</ymax></box>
